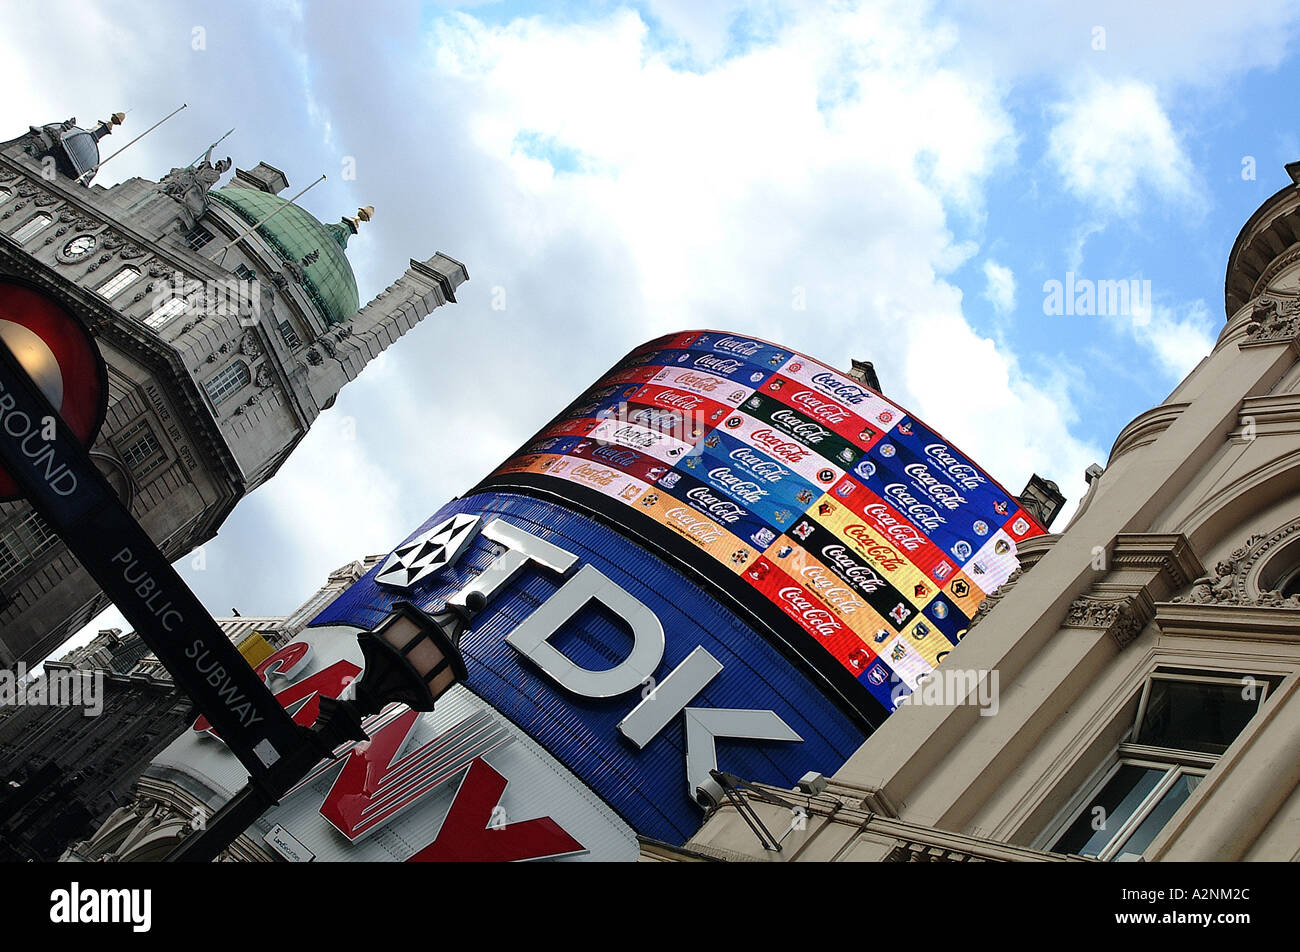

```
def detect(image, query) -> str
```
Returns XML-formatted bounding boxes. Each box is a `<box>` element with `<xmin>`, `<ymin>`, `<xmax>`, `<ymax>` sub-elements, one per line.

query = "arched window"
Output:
<box><xmin>205</xmin><ymin>361</ymin><xmax>250</xmax><ymax>406</ymax></box>
<box><xmin>145</xmin><ymin>297</ymin><xmax>187</xmax><ymax>329</ymax></box>
<box><xmin>95</xmin><ymin>266</ymin><xmax>140</xmax><ymax>300</ymax></box>
<box><xmin>11</xmin><ymin>213</ymin><xmax>52</xmax><ymax>244</ymax></box>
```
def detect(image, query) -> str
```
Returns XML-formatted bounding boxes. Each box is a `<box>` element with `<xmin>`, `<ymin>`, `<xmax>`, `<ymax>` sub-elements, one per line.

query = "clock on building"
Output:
<box><xmin>61</xmin><ymin>234</ymin><xmax>97</xmax><ymax>261</ymax></box>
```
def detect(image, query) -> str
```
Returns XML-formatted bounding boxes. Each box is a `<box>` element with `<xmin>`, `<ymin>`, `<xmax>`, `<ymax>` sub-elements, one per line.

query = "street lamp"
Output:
<box><xmin>166</xmin><ymin>593</ymin><xmax>484</xmax><ymax>863</ymax></box>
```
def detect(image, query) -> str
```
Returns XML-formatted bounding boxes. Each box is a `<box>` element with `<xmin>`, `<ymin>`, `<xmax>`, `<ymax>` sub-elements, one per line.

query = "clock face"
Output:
<box><xmin>63</xmin><ymin>235</ymin><xmax>96</xmax><ymax>259</ymax></box>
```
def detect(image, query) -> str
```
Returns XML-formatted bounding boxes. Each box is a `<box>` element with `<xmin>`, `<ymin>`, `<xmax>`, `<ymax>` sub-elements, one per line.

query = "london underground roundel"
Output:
<box><xmin>0</xmin><ymin>280</ymin><xmax>108</xmax><ymax>501</ymax></box>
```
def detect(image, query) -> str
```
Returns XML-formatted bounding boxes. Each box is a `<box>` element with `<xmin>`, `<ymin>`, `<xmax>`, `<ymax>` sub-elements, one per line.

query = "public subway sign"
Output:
<box><xmin>0</xmin><ymin>286</ymin><xmax>303</xmax><ymax>786</ymax></box>
<box><xmin>312</xmin><ymin>492</ymin><xmax>869</xmax><ymax>845</ymax></box>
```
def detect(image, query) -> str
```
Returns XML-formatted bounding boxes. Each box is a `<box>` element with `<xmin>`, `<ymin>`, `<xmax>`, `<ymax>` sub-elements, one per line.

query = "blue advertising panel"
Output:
<box><xmin>313</xmin><ymin>491</ymin><xmax>868</xmax><ymax>846</ymax></box>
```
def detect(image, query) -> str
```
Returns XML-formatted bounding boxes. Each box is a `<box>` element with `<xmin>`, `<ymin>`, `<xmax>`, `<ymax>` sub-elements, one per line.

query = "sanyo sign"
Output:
<box><xmin>384</xmin><ymin>514</ymin><xmax>803</xmax><ymax>805</ymax></box>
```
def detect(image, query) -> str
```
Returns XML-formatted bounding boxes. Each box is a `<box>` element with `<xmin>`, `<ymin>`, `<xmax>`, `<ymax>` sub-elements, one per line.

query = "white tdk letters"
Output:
<box><xmin>451</xmin><ymin>518</ymin><xmax>802</xmax><ymax>800</ymax></box>
<box><xmin>507</xmin><ymin>564</ymin><xmax>665</xmax><ymax>697</ymax></box>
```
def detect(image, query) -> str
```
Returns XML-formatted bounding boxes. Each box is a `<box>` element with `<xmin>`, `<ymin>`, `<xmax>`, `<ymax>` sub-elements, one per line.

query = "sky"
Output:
<box><xmin>4</xmin><ymin>0</ymin><xmax>1299</xmax><ymax>658</ymax></box>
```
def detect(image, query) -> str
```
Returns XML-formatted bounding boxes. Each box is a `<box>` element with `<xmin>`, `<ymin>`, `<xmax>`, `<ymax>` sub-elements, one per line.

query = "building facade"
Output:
<box><xmin>0</xmin><ymin>558</ymin><xmax>376</xmax><ymax>862</ymax></box>
<box><xmin>670</xmin><ymin>165</ymin><xmax>1300</xmax><ymax>864</ymax></box>
<box><xmin>0</xmin><ymin>112</ymin><xmax>467</xmax><ymax>667</ymax></box>
<box><xmin>73</xmin><ymin>331</ymin><xmax>1053</xmax><ymax>861</ymax></box>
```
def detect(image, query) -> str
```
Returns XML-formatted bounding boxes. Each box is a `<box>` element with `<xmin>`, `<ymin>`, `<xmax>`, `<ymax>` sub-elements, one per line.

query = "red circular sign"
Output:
<box><xmin>0</xmin><ymin>280</ymin><xmax>108</xmax><ymax>501</ymax></box>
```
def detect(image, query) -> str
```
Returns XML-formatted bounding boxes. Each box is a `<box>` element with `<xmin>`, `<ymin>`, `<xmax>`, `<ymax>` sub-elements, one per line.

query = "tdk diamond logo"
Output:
<box><xmin>375</xmin><ymin>514</ymin><xmax>480</xmax><ymax>589</ymax></box>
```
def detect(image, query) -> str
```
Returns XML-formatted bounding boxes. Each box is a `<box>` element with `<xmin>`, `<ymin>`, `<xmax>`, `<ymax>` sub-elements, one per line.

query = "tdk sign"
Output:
<box><xmin>313</xmin><ymin>493</ymin><xmax>866</xmax><ymax>845</ymax></box>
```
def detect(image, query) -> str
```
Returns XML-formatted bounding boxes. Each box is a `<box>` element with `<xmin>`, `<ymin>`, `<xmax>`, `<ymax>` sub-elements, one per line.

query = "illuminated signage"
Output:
<box><xmin>479</xmin><ymin>330</ymin><xmax>1045</xmax><ymax>714</ymax></box>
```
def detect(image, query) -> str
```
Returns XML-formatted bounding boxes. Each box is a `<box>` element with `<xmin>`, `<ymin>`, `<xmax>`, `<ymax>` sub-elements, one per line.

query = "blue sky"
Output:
<box><xmin>3</xmin><ymin>0</ymin><xmax>1299</xmax><ymax>654</ymax></box>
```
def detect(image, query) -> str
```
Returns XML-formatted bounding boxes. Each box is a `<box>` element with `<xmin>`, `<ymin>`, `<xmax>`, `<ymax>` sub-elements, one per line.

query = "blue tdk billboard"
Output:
<box><xmin>313</xmin><ymin>330</ymin><xmax>1041</xmax><ymax>847</ymax></box>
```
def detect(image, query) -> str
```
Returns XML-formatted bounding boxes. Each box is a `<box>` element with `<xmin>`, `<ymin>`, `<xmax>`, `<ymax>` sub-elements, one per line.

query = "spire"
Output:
<box><xmin>327</xmin><ymin>206</ymin><xmax>374</xmax><ymax>251</ymax></box>
<box><xmin>90</xmin><ymin>112</ymin><xmax>126</xmax><ymax>142</ymax></box>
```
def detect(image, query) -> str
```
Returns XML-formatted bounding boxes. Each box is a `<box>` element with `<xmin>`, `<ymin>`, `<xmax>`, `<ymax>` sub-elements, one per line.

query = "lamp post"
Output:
<box><xmin>165</xmin><ymin>595</ymin><xmax>483</xmax><ymax>863</ymax></box>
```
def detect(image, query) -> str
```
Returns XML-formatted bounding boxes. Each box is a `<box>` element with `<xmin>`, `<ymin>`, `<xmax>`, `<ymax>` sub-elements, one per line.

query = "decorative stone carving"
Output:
<box><xmin>239</xmin><ymin>331</ymin><xmax>261</xmax><ymax>357</ymax></box>
<box><xmin>255</xmin><ymin>364</ymin><xmax>274</xmax><ymax>388</ymax></box>
<box><xmin>1172</xmin><ymin>523</ymin><xmax>1300</xmax><ymax>609</ymax></box>
<box><xmin>304</xmin><ymin>347</ymin><xmax>323</xmax><ymax>366</ymax></box>
<box><xmin>319</xmin><ymin>337</ymin><xmax>337</xmax><ymax>359</ymax></box>
<box><xmin>1243</xmin><ymin>295</ymin><xmax>1300</xmax><ymax>344</ymax></box>
<box><xmin>159</xmin><ymin>153</ymin><xmax>231</xmax><ymax>231</ymax></box>
<box><xmin>21</xmin><ymin>118</ymin><xmax>77</xmax><ymax>161</ymax></box>
<box><xmin>1064</xmin><ymin>595</ymin><xmax>1145</xmax><ymax>649</ymax></box>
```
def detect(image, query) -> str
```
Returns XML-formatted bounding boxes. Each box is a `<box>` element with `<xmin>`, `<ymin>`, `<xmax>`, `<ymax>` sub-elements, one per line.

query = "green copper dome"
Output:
<box><xmin>211</xmin><ymin>187</ymin><xmax>360</xmax><ymax>326</ymax></box>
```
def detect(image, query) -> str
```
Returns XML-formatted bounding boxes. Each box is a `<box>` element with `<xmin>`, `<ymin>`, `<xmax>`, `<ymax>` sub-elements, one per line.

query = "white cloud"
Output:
<box><xmin>1046</xmin><ymin>78</ymin><xmax>1199</xmax><ymax>215</ymax></box>
<box><xmin>1114</xmin><ymin>297</ymin><xmax>1217</xmax><ymax>381</ymax></box>
<box><xmin>22</xmin><ymin>0</ymin><xmax>1246</xmax><ymax>655</ymax></box>
<box><xmin>983</xmin><ymin>259</ymin><xmax>1016</xmax><ymax>314</ymax></box>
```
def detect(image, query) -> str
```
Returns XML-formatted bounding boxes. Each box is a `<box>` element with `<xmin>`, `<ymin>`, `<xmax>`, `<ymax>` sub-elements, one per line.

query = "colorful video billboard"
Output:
<box><xmin>480</xmin><ymin>330</ymin><xmax>1045</xmax><ymax>714</ymax></box>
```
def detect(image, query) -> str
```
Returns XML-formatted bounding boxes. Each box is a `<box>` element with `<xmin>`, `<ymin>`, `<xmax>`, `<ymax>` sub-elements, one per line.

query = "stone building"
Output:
<box><xmin>0</xmin><ymin>112</ymin><xmax>467</xmax><ymax>667</ymax></box>
<box><xmin>655</xmin><ymin>163</ymin><xmax>1300</xmax><ymax>863</ymax></box>
<box><xmin>0</xmin><ymin>558</ymin><xmax>375</xmax><ymax>861</ymax></box>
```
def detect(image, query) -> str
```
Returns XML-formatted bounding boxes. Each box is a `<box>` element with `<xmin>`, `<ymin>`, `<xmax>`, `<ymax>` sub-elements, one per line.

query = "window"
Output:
<box><xmin>1050</xmin><ymin>671</ymin><xmax>1273</xmax><ymax>861</ymax></box>
<box><xmin>205</xmin><ymin>361</ymin><xmax>250</xmax><ymax>406</ymax></box>
<box><xmin>115</xmin><ymin>420</ymin><xmax>167</xmax><ymax>481</ymax></box>
<box><xmin>184</xmin><ymin>225</ymin><xmax>214</xmax><ymax>251</ymax></box>
<box><xmin>233</xmin><ymin>264</ymin><xmax>256</xmax><ymax>283</ymax></box>
<box><xmin>95</xmin><ymin>267</ymin><xmax>140</xmax><ymax>300</ymax></box>
<box><xmin>0</xmin><ymin>187</ymin><xmax>11</xmax><ymax>204</ymax></box>
<box><xmin>11</xmin><ymin>213</ymin><xmax>52</xmax><ymax>244</ymax></box>
<box><xmin>0</xmin><ymin>512</ymin><xmax>59</xmax><ymax>584</ymax></box>
<box><xmin>278</xmin><ymin>319</ymin><xmax>303</xmax><ymax>350</ymax></box>
<box><xmin>145</xmin><ymin>297</ymin><xmax>186</xmax><ymax>330</ymax></box>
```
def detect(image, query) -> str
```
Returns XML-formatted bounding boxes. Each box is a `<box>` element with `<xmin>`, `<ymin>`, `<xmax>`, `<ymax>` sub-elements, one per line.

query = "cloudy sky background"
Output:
<box><xmin>4</xmin><ymin>0</ymin><xmax>1299</xmax><ymax>654</ymax></box>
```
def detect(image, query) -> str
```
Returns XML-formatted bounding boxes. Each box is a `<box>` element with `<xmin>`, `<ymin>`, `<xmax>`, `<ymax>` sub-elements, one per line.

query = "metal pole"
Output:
<box><xmin>215</xmin><ymin>173</ymin><xmax>326</xmax><ymax>255</ymax></box>
<box><xmin>75</xmin><ymin>103</ymin><xmax>188</xmax><ymax>184</ymax></box>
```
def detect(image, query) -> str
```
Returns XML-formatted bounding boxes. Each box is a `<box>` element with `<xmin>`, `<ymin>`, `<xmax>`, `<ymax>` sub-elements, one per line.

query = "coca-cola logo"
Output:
<box><xmin>798</xmin><ymin>565</ymin><xmax>862</xmax><ymax>615</ymax></box>
<box><xmin>923</xmin><ymin>443</ymin><xmax>987</xmax><ymax>490</ymax></box>
<box><xmin>777</xmin><ymin>586</ymin><xmax>843</xmax><ymax>637</ymax></box>
<box><xmin>861</xmin><ymin>503</ymin><xmax>928</xmax><ymax>552</ymax></box>
<box><xmin>771</xmin><ymin>408</ymin><xmax>829</xmax><ymax>444</ymax></box>
<box><xmin>714</xmin><ymin>336</ymin><xmax>762</xmax><ymax>356</ymax></box>
<box><xmin>571</xmin><ymin>463</ymin><xmax>617</xmax><ymax>486</ymax></box>
<box><xmin>666</xmin><ymin>506</ymin><xmax>722</xmax><ymax>543</ymax></box>
<box><xmin>882</xmin><ymin>485</ymin><xmax>947</xmax><ymax>530</ymax></box>
<box><xmin>819</xmin><ymin>544</ymin><xmax>888</xmax><ymax>594</ymax></box>
<box><xmin>694</xmin><ymin>354</ymin><xmax>744</xmax><ymax>375</ymax></box>
<box><xmin>707</xmin><ymin>466</ymin><xmax>769</xmax><ymax>504</ymax></box>
<box><xmin>810</xmin><ymin>372</ymin><xmax>869</xmax><ymax>406</ymax></box>
<box><xmin>728</xmin><ymin>446</ymin><xmax>789</xmax><ymax>483</ymax></box>
<box><xmin>591</xmin><ymin>445</ymin><xmax>640</xmax><ymax>467</ymax></box>
<box><xmin>686</xmin><ymin>486</ymin><xmax>745</xmax><ymax>523</ymax></box>
<box><xmin>903</xmin><ymin>462</ymin><xmax>968</xmax><ymax>510</ymax></box>
<box><xmin>839</xmin><ymin>527</ymin><xmax>906</xmax><ymax>571</ymax></box>
<box><xmin>792</xmin><ymin>391</ymin><xmax>851</xmax><ymax>424</ymax></box>
<box><xmin>612</xmin><ymin>425</ymin><xmax>658</xmax><ymax>449</ymax></box>
<box><xmin>653</xmin><ymin>390</ymin><xmax>702</xmax><ymax>411</ymax></box>
<box><xmin>751</xmin><ymin>428</ymin><xmax>810</xmax><ymax>463</ymax></box>
<box><xmin>672</xmin><ymin>371</ymin><xmax>723</xmax><ymax>392</ymax></box>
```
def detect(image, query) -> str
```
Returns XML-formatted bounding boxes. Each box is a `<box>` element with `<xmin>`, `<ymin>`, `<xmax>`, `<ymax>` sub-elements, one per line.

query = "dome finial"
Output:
<box><xmin>344</xmin><ymin>205</ymin><xmax>374</xmax><ymax>233</ymax></box>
